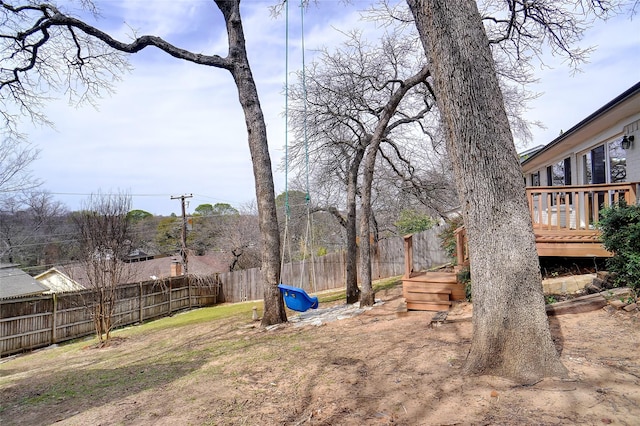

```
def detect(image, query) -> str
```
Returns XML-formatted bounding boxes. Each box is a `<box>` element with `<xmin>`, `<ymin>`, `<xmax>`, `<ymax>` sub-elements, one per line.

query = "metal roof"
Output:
<box><xmin>0</xmin><ymin>264</ymin><xmax>48</xmax><ymax>299</ymax></box>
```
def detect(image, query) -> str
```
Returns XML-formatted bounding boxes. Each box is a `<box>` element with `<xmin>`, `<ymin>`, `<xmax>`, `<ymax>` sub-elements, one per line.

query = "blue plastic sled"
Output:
<box><xmin>278</xmin><ymin>284</ymin><xmax>319</xmax><ymax>312</ymax></box>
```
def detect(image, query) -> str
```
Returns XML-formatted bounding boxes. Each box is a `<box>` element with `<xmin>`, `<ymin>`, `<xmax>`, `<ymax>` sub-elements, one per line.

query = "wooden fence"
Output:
<box><xmin>1</xmin><ymin>276</ymin><xmax>219</xmax><ymax>357</ymax></box>
<box><xmin>217</xmin><ymin>224</ymin><xmax>449</xmax><ymax>303</ymax></box>
<box><xmin>1</xmin><ymin>226</ymin><xmax>448</xmax><ymax>357</ymax></box>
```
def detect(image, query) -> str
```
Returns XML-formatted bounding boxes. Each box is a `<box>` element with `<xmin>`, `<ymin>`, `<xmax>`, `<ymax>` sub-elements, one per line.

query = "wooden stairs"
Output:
<box><xmin>402</xmin><ymin>271</ymin><xmax>465</xmax><ymax>311</ymax></box>
<box><xmin>402</xmin><ymin>234</ymin><xmax>465</xmax><ymax>311</ymax></box>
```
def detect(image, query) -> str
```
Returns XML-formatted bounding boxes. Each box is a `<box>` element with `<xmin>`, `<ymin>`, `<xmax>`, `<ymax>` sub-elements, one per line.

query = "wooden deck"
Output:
<box><xmin>402</xmin><ymin>182</ymin><xmax>639</xmax><ymax>310</ymax></box>
<box><xmin>533</xmin><ymin>229</ymin><xmax>610</xmax><ymax>257</ymax></box>
<box><xmin>453</xmin><ymin>182</ymin><xmax>639</xmax><ymax>259</ymax></box>
<box><xmin>526</xmin><ymin>182</ymin><xmax>638</xmax><ymax>257</ymax></box>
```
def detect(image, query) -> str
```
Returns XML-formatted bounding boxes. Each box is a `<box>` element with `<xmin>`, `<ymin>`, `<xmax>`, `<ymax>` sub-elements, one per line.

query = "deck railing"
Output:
<box><xmin>525</xmin><ymin>182</ymin><xmax>638</xmax><ymax>231</ymax></box>
<box><xmin>453</xmin><ymin>182</ymin><xmax>638</xmax><ymax>261</ymax></box>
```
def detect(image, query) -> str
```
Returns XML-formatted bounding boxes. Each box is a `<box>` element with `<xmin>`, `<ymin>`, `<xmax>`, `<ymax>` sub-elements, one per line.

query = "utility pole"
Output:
<box><xmin>171</xmin><ymin>194</ymin><xmax>193</xmax><ymax>275</ymax></box>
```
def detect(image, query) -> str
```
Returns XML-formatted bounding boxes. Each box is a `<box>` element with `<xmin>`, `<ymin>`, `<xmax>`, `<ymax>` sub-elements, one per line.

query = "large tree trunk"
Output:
<box><xmin>408</xmin><ymin>0</ymin><xmax>566</xmax><ymax>383</ymax></box>
<box><xmin>359</xmin><ymin>66</ymin><xmax>431</xmax><ymax>307</ymax></box>
<box><xmin>345</xmin><ymin>149</ymin><xmax>364</xmax><ymax>304</ymax></box>
<box><xmin>358</xmin><ymin>143</ymin><xmax>376</xmax><ymax>306</ymax></box>
<box><xmin>217</xmin><ymin>0</ymin><xmax>286</xmax><ymax>325</ymax></box>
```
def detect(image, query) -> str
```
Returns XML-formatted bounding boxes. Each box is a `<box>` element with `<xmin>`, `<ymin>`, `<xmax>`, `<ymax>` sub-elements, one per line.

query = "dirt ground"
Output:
<box><xmin>1</xmin><ymin>284</ymin><xmax>639</xmax><ymax>425</ymax></box>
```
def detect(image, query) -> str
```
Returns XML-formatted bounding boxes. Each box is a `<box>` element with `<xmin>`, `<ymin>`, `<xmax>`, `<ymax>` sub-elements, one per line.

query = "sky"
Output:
<box><xmin>20</xmin><ymin>1</ymin><xmax>640</xmax><ymax>216</ymax></box>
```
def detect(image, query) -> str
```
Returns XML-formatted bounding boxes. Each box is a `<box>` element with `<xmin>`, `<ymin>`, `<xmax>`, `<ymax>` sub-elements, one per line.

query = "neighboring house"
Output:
<box><xmin>35</xmin><ymin>267</ymin><xmax>86</xmax><ymax>293</ymax></box>
<box><xmin>35</xmin><ymin>253</ymin><xmax>227</xmax><ymax>291</ymax></box>
<box><xmin>521</xmin><ymin>81</ymin><xmax>640</xmax><ymax>188</ymax></box>
<box><xmin>0</xmin><ymin>263</ymin><xmax>48</xmax><ymax>299</ymax></box>
<box><xmin>518</xmin><ymin>144</ymin><xmax>545</xmax><ymax>164</ymax></box>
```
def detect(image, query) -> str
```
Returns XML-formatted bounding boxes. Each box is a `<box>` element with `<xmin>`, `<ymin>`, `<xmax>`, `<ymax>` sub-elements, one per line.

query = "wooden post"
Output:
<box><xmin>188</xmin><ymin>276</ymin><xmax>192</xmax><ymax>309</ymax></box>
<box><xmin>139</xmin><ymin>281</ymin><xmax>143</xmax><ymax>322</ymax></box>
<box><xmin>168</xmin><ymin>279</ymin><xmax>172</xmax><ymax>314</ymax></box>
<box><xmin>454</xmin><ymin>226</ymin><xmax>466</xmax><ymax>272</ymax></box>
<box><xmin>629</xmin><ymin>183</ymin><xmax>637</xmax><ymax>205</ymax></box>
<box><xmin>51</xmin><ymin>293</ymin><xmax>57</xmax><ymax>344</ymax></box>
<box><xmin>403</xmin><ymin>234</ymin><xmax>413</xmax><ymax>278</ymax></box>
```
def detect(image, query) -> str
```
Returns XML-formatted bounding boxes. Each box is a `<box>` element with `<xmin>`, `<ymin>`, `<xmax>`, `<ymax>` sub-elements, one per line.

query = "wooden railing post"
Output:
<box><xmin>403</xmin><ymin>234</ymin><xmax>413</xmax><ymax>278</ymax></box>
<box><xmin>454</xmin><ymin>226</ymin><xmax>466</xmax><ymax>268</ymax></box>
<box><xmin>629</xmin><ymin>183</ymin><xmax>638</xmax><ymax>205</ymax></box>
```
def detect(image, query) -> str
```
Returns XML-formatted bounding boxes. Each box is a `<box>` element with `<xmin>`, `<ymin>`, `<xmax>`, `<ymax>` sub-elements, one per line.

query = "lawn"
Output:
<box><xmin>1</xmin><ymin>278</ymin><xmax>639</xmax><ymax>425</ymax></box>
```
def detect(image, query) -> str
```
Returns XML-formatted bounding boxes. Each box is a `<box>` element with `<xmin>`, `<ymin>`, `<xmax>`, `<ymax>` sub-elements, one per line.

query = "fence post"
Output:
<box><xmin>188</xmin><ymin>276</ymin><xmax>192</xmax><ymax>309</ymax></box>
<box><xmin>139</xmin><ymin>281</ymin><xmax>143</xmax><ymax>322</ymax></box>
<box><xmin>51</xmin><ymin>293</ymin><xmax>57</xmax><ymax>344</ymax></box>
<box><xmin>168</xmin><ymin>279</ymin><xmax>172</xmax><ymax>314</ymax></box>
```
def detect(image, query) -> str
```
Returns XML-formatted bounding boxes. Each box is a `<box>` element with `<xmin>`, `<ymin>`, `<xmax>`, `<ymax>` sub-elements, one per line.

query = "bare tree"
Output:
<box><xmin>72</xmin><ymin>191</ymin><xmax>133</xmax><ymax>344</ymax></box>
<box><xmin>0</xmin><ymin>138</ymin><xmax>41</xmax><ymax>195</ymax></box>
<box><xmin>219</xmin><ymin>212</ymin><xmax>261</xmax><ymax>272</ymax></box>
<box><xmin>0</xmin><ymin>191</ymin><xmax>68</xmax><ymax>266</ymax></box>
<box><xmin>0</xmin><ymin>0</ymin><xmax>286</xmax><ymax>325</ymax></box>
<box><xmin>199</xmin><ymin>203</ymin><xmax>261</xmax><ymax>271</ymax></box>
<box><xmin>288</xmin><ymin>27</ymin><xmax>439</xmax><ymax>304</ymax></box>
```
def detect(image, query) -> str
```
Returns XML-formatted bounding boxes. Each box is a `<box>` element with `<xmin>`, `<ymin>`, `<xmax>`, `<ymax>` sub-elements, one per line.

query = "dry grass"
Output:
<box><xmin>2</xmin><ymin>281</ymin><xmax>639</xmax><ymax>425</ymax></box>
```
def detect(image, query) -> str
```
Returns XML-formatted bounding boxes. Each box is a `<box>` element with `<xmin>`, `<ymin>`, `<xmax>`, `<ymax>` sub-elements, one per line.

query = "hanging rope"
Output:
<box><xmin>298</xmin><ymin>0</ymin><xmax>313</xmax><ymax>292</ymax></box>
<box><xmin>280</xmin><ymin>0</ymin><xmax>317</xmax><ymax>294</ymax></box>
<box><xmin>280</xmin><ymin>0</ymin><xmax>291</xmax><ymax>284</ymax></box>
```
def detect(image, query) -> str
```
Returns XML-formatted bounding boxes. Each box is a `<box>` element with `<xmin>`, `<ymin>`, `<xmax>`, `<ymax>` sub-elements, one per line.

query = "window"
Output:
<box><xmin>583</xmin><ymin>151</ymin><xmax>593</xmax><ymax>184</ymax></box>
<box><xmin>548</xmin><ymin>158</ymin><xmax>568</xmax><ymax>186</ymax></box>
<box><xmin>609</xmin><ymin>138</ymin><xmax>627</xmax><ymax>183</ymax></box>
<box><xmin>531</xmin><ymin>171</ymin><xmax>540</xmax><ymax>186</ymax></box>
<box><xmin>563</xmin><ymin>157</ymin><xmax>572</xmax><ymax>185</ymax></box>
<box><xmin>592</xmin><ymin>145</ymin><xmax>606</xmax><ymax>184</ymax></box>
<box><xmin>581</xmin><ymin>139</ymin><xmax>626</xmax><ymax>185</ymax></box>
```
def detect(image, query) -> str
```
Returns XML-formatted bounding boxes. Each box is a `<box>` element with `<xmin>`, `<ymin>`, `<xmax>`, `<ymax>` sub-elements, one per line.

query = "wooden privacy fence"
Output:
<box><xmin>1</xmin><ymin>276</ymin><xmax>219</xmax><ymax>357</ymax></box>
<box><xmin>1</xmin><ymin>226</ymin><xmax>448</xmax><ymax>357</ymax></box>
<box><xmin>217</xmin><ymin>224</ymin><xmax>450</xmax><ymax>303</ymax></box>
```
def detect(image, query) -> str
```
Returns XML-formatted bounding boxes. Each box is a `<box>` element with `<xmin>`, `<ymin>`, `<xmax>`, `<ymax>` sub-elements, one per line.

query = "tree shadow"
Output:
<box><xmin>0</xmin><ymin>358</ymin><xmax>207</xmax><ymax>425</ymax></box>
<box><xmin>547</xmin><ymin>313</ymin><xmax>565</xmax><ymax>355</ymax></box>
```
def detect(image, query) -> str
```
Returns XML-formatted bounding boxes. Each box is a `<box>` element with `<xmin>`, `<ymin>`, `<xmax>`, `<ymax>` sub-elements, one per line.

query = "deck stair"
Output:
<box><xmin>402</xmin><ymin>234</ymin><xmax>466</xmax><ymax>312</ymax></box>
<box><xmin>402</xmin><ymin>271</ymin><xmax>465</xmax><ymax>311</ymax></box>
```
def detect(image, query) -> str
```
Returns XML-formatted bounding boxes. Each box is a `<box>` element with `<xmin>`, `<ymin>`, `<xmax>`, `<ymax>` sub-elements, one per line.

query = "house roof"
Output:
<box><xmin>518</xmin><ymin>145</ymin><xmax>545</xmax><ymax>163</ymax></box>
<box><xmin>521</xmin><ymin>81</ymin><xmax>640</xmax><ymax>171</ymax></box>
<box><xmin>38</xmin><ymin>253</ymin><xmax>228</xmax><ymax>290</ymax></box>
<box><xmin>0</xmin><ymin>264</ymin><xmax>48</xmax><ymax>299</ymax></box>
<box><xmin>35</xmin><ymin>267</ymin><xmax>86</xmax><ymax>293</ymax></box>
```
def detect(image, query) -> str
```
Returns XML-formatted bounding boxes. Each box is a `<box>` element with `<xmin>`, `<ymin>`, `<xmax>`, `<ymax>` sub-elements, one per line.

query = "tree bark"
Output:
<box><xmin>358</xmin><ymin>147</ymin><xmax>376</xmax><ymax>306</ymax></box>
<box><xmin>408</xmin><ymin>0</ymin><xmax>567</xmax><ymax>383</ymax></box>
<box><xmin>215</xmin><ymin>1</ymin><xmax>286</xmax><ymax>326</ymax></box>
<box><xmin>345</xmin><ymin>148</ymin><xmax>365</xmax><ymax>304</ymax></box>
<box><xmin>359</xmin><ymin>66</ymin><xmax>431</xmax><ymax>307</ymax></box>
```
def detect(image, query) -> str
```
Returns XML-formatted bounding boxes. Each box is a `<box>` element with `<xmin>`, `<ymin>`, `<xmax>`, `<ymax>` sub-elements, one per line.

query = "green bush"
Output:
<box><xmin>598</xmin><ymin>201</ymin><xmax>640</xmax><ymax>291</ymax></box>
<box><xmin>394</xmin><ymin>209</ymin><xmax>436</xmax><ymax>236</ymax></box>
<box><xmin>456</xmin><ymin>267</ymin><xmax>472</xmax><ymax>302</ymax></box>
<box><xmin>438</xmin><ymin>215</ymin><xmax>464</xmax><ymax>264</ymax></box>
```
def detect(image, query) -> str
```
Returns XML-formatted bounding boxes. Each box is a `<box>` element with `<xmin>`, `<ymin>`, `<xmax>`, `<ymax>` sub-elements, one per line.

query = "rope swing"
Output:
<box><xmin>278</xmin><ymin>0</ymin><xmax>318</xmax><ymax>312</ymax></box>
